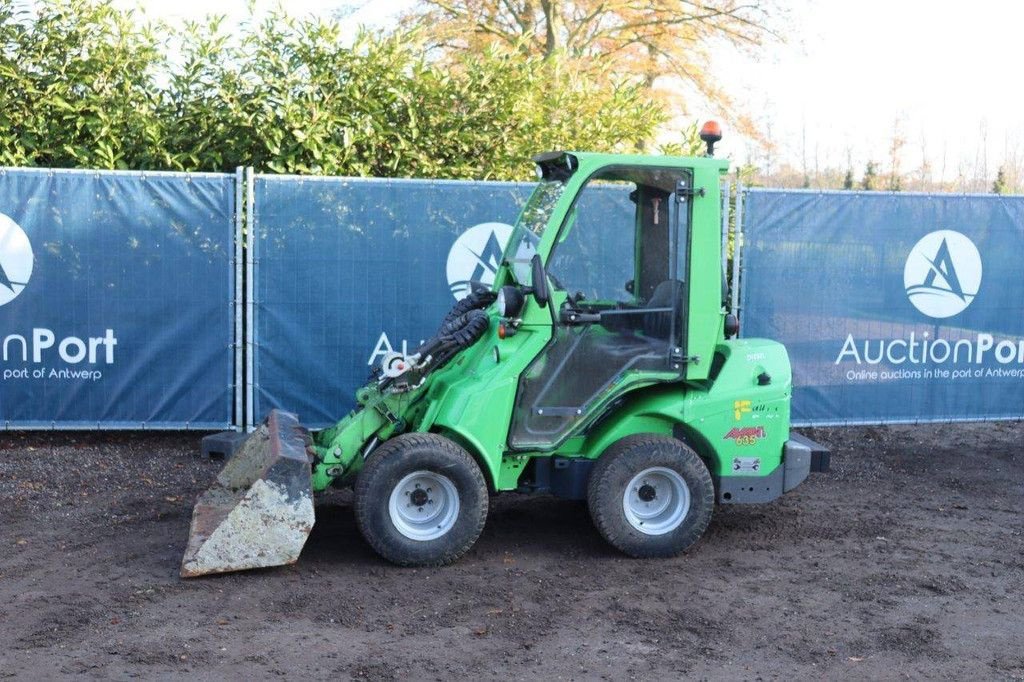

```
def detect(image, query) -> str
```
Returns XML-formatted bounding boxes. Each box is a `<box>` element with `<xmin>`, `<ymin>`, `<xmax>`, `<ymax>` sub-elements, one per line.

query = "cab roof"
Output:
<box><xmin>533</xmin><ymin>151</ymin><xmax>730</xmax><ymax>181</ymax></box>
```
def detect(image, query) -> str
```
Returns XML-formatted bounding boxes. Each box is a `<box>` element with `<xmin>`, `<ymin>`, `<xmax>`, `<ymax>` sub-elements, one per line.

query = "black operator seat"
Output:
<box><xmin>642</xmin><ymin>279</ymin><xmax>683</xmax><ymax>340</ymax></box>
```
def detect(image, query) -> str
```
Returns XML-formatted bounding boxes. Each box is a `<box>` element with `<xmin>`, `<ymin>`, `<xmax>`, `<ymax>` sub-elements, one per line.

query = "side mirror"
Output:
<box><xmin>624</xmin><ymin>279</ymin><xmax>634</xmax><ymax>295</ymax></box>
<box><xmin>530</xmin><ymin>253</ymin><xmax>549</xmax><ymax>308</ymax></box>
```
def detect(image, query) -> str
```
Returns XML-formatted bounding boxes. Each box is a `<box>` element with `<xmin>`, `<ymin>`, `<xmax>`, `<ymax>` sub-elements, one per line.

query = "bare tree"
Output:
<box><xmin>887</xmin><ymin>117</ymin><xmax>905</xmax><ymax>191</ymax></box>
<box><xmin>402</xmin><ymin>0</ymin><xmax>782</xmax><ymax>135</ymax></box>
<box><xmin>974</xmin><ymin>119</ymin><xmax>989</xmax><ymax>192</ymax></box>
<box><xmin>913</xmin><ymin>131</ymin><xmax>932</xmax><ymax>192</ymax></box>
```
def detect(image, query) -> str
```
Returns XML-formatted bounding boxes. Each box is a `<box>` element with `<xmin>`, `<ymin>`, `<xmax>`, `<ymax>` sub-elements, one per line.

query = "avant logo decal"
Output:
<box><xmin>0</xmin><ymin>213</ymin><xmax>33</xmax><ymax>307</ymax></box>
<box><xmin>446</xmin><ymin>222</ymin><xmax>513</xmax><ymax>301</ymax></box>
<box><xmin>904</xmin><ymin>230</ymin><xmax>982</xmax><ymax>319</ymax></box>
<box><xmin>724</xmin><ymin>425</ymin><xmax>765</xmax><ymax>440</ymax></box>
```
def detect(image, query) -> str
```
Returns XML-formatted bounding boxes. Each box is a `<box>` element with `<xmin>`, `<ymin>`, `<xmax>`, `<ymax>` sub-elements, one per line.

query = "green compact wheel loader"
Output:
<box><xmin>181</xmin><ymin>125</ymin><xmax>829</xmax><ymax>576</ymax></box>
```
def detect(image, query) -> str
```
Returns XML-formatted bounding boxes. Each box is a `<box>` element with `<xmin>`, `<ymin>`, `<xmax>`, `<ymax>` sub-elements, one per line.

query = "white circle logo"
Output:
<box><xmin>446</xmin><ymin>222</ymin><xmax>513</xmax><ymax>300</ymax></box>
<box><xmin>904</xmin><ymin>230</ymin><xmax>982</xmax><ymax>319</ymax></box>
<box><xmin>0</xmin><ymin>213</ymin><xmax>33</xmax><ymax>307</ymax></box>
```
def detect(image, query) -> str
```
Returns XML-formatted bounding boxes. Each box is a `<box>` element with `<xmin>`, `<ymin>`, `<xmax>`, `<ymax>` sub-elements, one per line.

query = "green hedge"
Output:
<box><xmin>0</xmin><ymin>0</ymin><xmax>665</xmax><ymax>179</ymax></box>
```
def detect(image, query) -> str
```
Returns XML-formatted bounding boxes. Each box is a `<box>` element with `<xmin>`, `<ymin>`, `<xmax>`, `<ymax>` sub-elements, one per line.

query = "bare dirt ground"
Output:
<box><xmin>1</xmin><ymin>422</ymin><xmax>1022</xmax><ymax>680</ymax></box>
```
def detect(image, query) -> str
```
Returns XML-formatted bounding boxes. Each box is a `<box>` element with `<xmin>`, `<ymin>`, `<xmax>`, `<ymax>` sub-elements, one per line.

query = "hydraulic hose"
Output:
<box><xmin>437</xmin><ymin>289</ymin><xmax>497</xmax><ymax>333</ymax></box>
<box><xmin>419</xmin><ymin>291</ymin><xmax>495</xmax><ymax>368</ymax></box>
<box><xmin>419</xmin><ymin>309</ymin><xmax>490</xmax><ymax>365</ymax></box>
<box><xmin>379</xmin><ymin>291</ymin><xmax>495</xmax><ymax>389</ymax></box>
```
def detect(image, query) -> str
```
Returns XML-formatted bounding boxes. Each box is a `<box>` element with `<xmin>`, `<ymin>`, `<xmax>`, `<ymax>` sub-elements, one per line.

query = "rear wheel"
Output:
<box><xmin>354</xmin><ymin>433</ymin><xmax>488</xmax><ymax>566</ymax></box>
<box><xmin>587</xmin><ymin>434</ymin><xmax>714</xmax><ymax>557</ymax></box>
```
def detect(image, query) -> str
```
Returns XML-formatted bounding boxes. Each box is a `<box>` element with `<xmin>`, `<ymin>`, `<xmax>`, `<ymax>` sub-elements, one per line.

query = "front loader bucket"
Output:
<box><xmin>181</xmin><ymin>410</ymin><xmax>316</xmax><ymax>577</ymax></box>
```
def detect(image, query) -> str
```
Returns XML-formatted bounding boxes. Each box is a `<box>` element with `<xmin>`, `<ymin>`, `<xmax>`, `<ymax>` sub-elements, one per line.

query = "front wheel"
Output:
<box><xmin>587</xmin><ymin>434</ymin><xmax>714</xmax><ymax>558</ymax></box>
<box><xmin>354</xmin><ymin>433</ymin><xmax>488</xmax><ymax>566</ymax></box>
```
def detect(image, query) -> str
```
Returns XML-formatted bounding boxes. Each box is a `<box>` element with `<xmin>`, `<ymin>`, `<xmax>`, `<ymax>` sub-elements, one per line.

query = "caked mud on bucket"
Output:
<box><xmin>180</xmin><ymin>410</ymin><xmax>315</xmax><ymax>577</ymax></box>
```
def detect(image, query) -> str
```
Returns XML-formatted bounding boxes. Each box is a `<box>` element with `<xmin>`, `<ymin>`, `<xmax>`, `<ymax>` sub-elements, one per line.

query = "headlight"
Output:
<box><xmin>497</xmin><ymin>285</ymin><xmax>524</xmax><ymax>318</ymax></box>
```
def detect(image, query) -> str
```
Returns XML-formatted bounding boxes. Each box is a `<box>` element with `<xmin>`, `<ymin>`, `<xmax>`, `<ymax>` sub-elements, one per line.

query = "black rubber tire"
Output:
<box><xmin>587</xmin><ymin>434</ymin><xmax>714</xmax><ymax>558</ymax></box>
<box><xmin>354</xmin><ymin>433</ymin><xmax>488</xmax><ymax>567</ymax></box>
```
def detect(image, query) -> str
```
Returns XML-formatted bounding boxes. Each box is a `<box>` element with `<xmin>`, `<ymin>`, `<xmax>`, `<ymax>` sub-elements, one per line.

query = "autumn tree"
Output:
<box><xmin>402</xmin><ymin>0</ymin><xmax>778</xmax><ymax>134</ymax></box>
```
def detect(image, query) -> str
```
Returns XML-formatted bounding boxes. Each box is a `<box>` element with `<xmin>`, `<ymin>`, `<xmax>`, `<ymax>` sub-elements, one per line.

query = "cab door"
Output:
<box><xmin>509</xmin><ymin>166</ymin><xmax>693</xmax><ymax>450</ymax></box>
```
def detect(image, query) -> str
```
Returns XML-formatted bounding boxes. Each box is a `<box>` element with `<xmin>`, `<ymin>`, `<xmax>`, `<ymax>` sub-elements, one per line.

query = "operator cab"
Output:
<box><xmin>508</xmin><ymin>163</ymin><xmax>694</xmax><ymax>449</ymax></box>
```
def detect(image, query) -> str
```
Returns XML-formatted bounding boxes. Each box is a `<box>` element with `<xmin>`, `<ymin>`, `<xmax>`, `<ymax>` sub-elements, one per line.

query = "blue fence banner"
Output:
<box><xmin>250</xmin><ymin>176</ymin><xmax>533</xmax><ymax>428</ymax></box>
<box><xmin>249</xmin><ymin>175</ymin><xmax>644</xmax><ymax>429</ymax></box>
<box><xmin>740</xmin><ymin>189</ymin><xmax>1024</xmax><ymax>425</ymax></box>
<box><xmin>0</xmin><ymin>168</ymin><xmax>236</xmax><ymax>428</ymax></box>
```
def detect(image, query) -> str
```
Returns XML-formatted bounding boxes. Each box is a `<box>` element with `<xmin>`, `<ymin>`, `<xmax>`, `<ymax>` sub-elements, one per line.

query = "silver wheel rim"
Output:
<box><xmin>622</xmin><ymin>467</ymin><xmax>690</xmax><ymax>535</ymax></box>
<box><xmin>388</xmin><ymin>470</ymin><xmax>460</xmax><ymax>541</ymax></box>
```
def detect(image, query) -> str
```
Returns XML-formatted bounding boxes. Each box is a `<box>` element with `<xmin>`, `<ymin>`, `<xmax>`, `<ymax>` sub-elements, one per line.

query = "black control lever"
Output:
<box><xmin>560</xmin><ymin>308</ymin><xmax>601</xmax><ymax>325</ymax></box>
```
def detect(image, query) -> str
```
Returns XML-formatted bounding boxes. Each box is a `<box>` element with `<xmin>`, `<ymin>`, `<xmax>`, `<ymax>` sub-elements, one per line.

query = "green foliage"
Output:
<box><xmin>0</xmin><ymin>0</ymin><xmax>164</xmax><ymax>168</ymax></box>
<box><xmin>861</xmin><ymin>161</ymin><xmax>879</xmax><ymax>191</ymax></box>
<box><xmin>733</xmin><ymin>162</ymin><xmax>758</xmax><ymax>187</ymax></box>
<box><xmin>0</xmin><ymin>0</ymin><xmax>665</xmax><ymax>179</ymax></box>
<box><xmin>993</xmin><ymin>166</ymin><xmax>1009</xmax><ymax>195</ymax></box>
<box><xmin>842</xmin><ymin>168</ymin><xmax>854</xmax><ymax>190</ymax></box>
<box><xmin>887</xmin><ymin>170</ymin><xmax>902</xmax><ymax>192</ymax></box>
<box><xmin>657</xmin><ymin>122</ymin><xmax>704</xmax><ymax>158</ymax></box>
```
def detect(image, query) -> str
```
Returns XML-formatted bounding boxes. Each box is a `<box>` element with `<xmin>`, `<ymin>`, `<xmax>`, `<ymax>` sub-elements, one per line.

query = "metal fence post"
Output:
<box><xmin>233</xmin><ymin>167</ymin><xmax>244</xmax><ymax>431</ymax></box>
<box><xmin>245</xmin><ymin>167</ymin><xmax>256</xmax><ymax>432</ymax></box>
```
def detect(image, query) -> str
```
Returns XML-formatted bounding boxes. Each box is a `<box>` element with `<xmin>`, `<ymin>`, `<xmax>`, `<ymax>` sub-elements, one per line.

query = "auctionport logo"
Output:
<box><xmin>837</xmin><ymin>227</ymin><xmax>1024</xmax><ymax>379</ymax></box>
<box><xmin>903</xmin><ymin>230</ymin><xmax>982</xmax><ymax>319</ymax></box>
<box><xmin>0</xmin><ymin>213</ymin><xmax>119</xmax><ymax>382</ymax></box>
<box><xmin>0</xmin><ymin>213</ymin><xmax>33</xmax><ymax>307</ymax></box>
<box><xmin>446</xmin><ymin>222</ymin><xmax>513</xmax><ymax>301</ymax></box>
<box><xmin>371</xmin><ymin>221</ymin><xmax>513</xmax><ymax>364</ymax></box>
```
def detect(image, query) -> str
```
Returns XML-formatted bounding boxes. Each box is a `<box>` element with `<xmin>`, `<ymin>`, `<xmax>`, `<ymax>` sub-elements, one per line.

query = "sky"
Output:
<box><xmin>709</xmin><ymin>0</ymin><xmax>1024</xmax><ymax>182</ymax></box>
<box><xmin>110</xmin><ymin>0</ymin><xmax>1024</xmax><ymax>183</ymax></box>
